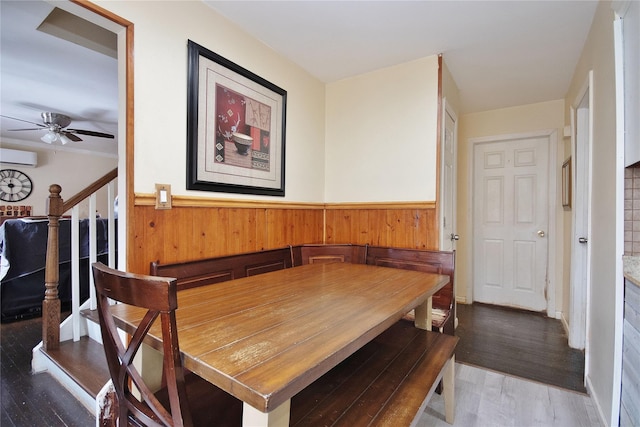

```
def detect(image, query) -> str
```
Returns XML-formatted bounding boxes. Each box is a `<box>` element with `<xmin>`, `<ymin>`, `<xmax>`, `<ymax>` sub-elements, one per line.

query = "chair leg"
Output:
<box><xmin>96</xmin><ymin>381</ymin><xmax>119</xmax><ymax>427</ymax></box>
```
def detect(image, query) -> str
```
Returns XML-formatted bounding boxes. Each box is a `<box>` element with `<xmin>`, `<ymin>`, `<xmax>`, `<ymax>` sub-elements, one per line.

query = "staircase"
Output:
<box><xmin>32</xmin><ymin>325</ymin><xmax>110</xmax><ymax>411</ymax></box>
<box><xmin>30</xmin><ymin>169</ymin><xmax>117</xmax><ymax>414</ymax></box>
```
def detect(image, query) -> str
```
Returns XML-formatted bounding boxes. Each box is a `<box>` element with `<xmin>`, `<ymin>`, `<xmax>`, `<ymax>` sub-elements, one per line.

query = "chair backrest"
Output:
<box><xmin>92</xmin><ymin>262</ymin><xmax>192</xmax><ymax>427</ymax></box>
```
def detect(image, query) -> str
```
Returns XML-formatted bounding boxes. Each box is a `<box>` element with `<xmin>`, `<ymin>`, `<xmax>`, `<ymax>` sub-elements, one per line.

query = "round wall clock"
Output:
<box><xmin>0</xmin><ymin>169</ymin><xmax>33</xmax><ymax>202</ymax></box>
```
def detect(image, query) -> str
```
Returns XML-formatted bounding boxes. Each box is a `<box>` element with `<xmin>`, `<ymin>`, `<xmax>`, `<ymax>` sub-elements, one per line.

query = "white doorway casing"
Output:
<box><xmin>57</xmin><ymin>0</ymin><xmax>128</xmax><ymax>268</ymax></box>
<box><xmin>468</xmin><ymin>130</ymin><xmax>558</xmax><ymax>316</ymax></box>
<box><xmin>568</xmin><ymin>71</ymin><xmax>593</xmax><ymax>352</ymax></box>
<box><xmin>440</xmin><ymin>98</ymin><xmax>458</xmax><ymax>252</ymax></box>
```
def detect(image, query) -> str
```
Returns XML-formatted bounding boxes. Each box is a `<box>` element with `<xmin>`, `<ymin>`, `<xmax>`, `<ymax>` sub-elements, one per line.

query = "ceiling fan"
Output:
<box><xmin>1</xmin><ymin>112</ymin><xmax>115</xmax><ymax>144</ymax></box>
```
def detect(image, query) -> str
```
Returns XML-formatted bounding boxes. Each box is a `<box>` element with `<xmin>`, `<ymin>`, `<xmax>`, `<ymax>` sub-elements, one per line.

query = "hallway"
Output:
<box><xmin>455</xmin><ymin>302</ymin><xmax>586</xmax><ymax>393</ymax></box>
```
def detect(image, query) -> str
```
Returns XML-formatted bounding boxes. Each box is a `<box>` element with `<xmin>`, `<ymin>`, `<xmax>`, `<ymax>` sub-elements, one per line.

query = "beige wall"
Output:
<box><xmin>97</xmin><ymin>0</ymin><xmax>327</xmax><ymax>203</ymax></box>
<box><xmin>441</xmin><ymin>57</ymin><xmax>461</xmax><ymax>115</ymax></box>
<box><xmin>564</xmin><ymin>1</ymin><xmax>618</xmax><ymax>424</ymax></box>
<box><xmin>456</xmin><ymin>100</ymin><xmax>566</xmax><ymax>308</ymax></box>
<box><xmin>95</xmin><ymin>1</ymin><xmax>444</xmax><ymax>206</ymax></box>
<box><xmin>325</xmin><ymin>56</ymin><xmax>440</xmax><ymax>202</ymax></box>
<box><xmin>0</xmin><ymin>142</ymin><xmax>117</xmax><ymax>217</ymax></box>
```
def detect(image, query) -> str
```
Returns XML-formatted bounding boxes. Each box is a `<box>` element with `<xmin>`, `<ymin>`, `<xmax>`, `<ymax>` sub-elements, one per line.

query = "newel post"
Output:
<box><xmin>43</xmin><ymin>184</ymin><xmax>63</xmax><ymax>351</ymax></box>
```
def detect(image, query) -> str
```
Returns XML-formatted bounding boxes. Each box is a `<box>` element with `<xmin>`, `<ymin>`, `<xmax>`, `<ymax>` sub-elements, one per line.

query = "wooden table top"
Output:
<box><xmin>110</xmin><ymin>262</ymin><xmax>449</xmax><ymax>413</ymax></box>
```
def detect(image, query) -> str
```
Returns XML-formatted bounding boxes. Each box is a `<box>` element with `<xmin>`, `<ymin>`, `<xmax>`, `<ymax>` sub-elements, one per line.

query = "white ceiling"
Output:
<box><xmin>0</xmin><ymin>0</ymin><xmax>118</xmax><ymax>157</ymax></box>
<box><xmin>0</xmin><ymin>0</ymin><xmax>599</xmax><ymax>156</ymax></box>
<box><xmin>205</xmin><ymin>0</ymin><xmax>599</xmax><ymax>113</ymax></box>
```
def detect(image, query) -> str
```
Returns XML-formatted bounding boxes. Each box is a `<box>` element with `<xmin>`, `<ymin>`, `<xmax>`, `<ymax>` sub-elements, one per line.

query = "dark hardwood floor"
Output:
<box><xmin>0</xmin><ymin>303</ymin><xmax>586</xmax><ymax>426</ymax></box>
<box><xmin>455</xmin><ymin>302</ymin><xmax>587</xmax><ymax>393</ymax></box>
<box><xmin>1</xmin><ymin>314</ymin><xmax>95</xmax><ymax>427</ymax></box>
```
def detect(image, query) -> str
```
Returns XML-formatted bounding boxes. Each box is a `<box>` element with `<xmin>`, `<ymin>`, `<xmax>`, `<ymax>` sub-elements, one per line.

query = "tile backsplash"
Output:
<box><xmin>625</xmin><ymin>165</ymin><xmax>640</xmax><ymax>255</ymax></box>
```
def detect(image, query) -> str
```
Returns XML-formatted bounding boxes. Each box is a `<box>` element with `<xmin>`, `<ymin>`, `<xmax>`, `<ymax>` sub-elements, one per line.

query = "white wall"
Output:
<box><xmin>0</xmin><ymin>142</ymin><xmax>117</xmax><ymax>217</ymax></box>
<box><xmin>564</xmin><ymin>2</ymin><xmax>619</xmax><ymax>425</ymax></box>
<box><xmin>96</xmin><ymin>0</ymin><xmax>326</xmax><ymax>202</ymax></box>
<box><xmin>325</xmin><ymin>56</ymin><xmax>439</xmax><ymax>202</ymax></box>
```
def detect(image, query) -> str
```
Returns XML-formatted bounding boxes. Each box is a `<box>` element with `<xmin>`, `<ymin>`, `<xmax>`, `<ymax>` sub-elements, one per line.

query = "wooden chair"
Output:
<box><xmin>92</xmin><ymin>262</ymin><xmax>242</xmax><ymax>427</ymax></box>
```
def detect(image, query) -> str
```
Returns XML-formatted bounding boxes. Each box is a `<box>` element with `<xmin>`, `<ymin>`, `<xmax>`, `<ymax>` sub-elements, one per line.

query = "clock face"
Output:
<box><xmin>0</xmin><ymin>169</ymin><xmax>33</xmax><ymax>202</ymax></box>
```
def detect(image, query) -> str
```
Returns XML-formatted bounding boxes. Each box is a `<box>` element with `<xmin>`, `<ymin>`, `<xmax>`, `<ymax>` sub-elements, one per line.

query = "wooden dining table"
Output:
<box><xmin>109</xmin><ymin>262</ymin><xmax>449</xmax><ymax>426</ymax></box>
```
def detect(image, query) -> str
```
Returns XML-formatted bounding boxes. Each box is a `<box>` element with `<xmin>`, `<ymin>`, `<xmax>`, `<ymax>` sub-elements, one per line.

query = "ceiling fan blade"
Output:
<box><xmin>0</xmin><ymin>115</ymin><xmax>46</xmax><ymax>128</ymax></box>
<box><xmin>7</xmin><ymin>127</ymin><xmax>46</xmax><ymax>131</ymax></box>
<box><xmin>67</xmin><ymin>128</ymin><xmax>115</xmax><ymax>139</ymax></box>
<box><xmin>61</xmin><ymin>131</ymin><xmax>83</xmax><ymax>142</ymax></box>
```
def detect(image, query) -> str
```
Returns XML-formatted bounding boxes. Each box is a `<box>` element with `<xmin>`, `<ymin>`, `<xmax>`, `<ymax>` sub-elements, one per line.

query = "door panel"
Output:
<box><xmin>473</xmin><ymin>136</ymin><xmax>549</xmax><ymax>311</ymax></box>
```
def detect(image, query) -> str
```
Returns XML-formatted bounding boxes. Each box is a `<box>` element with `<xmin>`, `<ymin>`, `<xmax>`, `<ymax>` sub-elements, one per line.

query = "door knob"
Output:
<box><xmin>450</xmin><ymin>233</ymin><xmax>459</xmax><ymax>241</ymax></box>
<box><xmin>537</xmin><ymin>230</ymin><xmax>545</xmax><ymax>237</ymax></box>
<box><xmin>578</xmin><ymin>237</ymin><xmax>588</xmax><ymax>244</ymax></box>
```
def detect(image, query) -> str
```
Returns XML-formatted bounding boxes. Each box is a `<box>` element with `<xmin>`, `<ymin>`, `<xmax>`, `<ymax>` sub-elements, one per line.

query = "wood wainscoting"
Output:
<box><xmin>325</xmin><ymin>202</ymin><xmax>437</xmax><ymax>249</ymax></box>
<box><xmin>130</xmin><ymin>195</ymin><xmax>437</xmax><ymax>274</ymax></box>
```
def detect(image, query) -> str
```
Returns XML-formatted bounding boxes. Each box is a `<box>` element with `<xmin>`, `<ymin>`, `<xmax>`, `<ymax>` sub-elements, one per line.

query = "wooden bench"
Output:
<box><xmin>291</xmin><ymin>243</ymin><xmax>367</xmax><ymax>265</ymax></box>
<box><xmin>290</xmin><ymin>320</ymin><xmax>458</xmax><ymax>426</ymax></box>
<box><xmin>150</xmin><ymin>244</ymin><xmax>455</xmax><ymax>335</ymax></box>
<box><xmin>150</xmin><ymin>246</ymin><xmax>293</xmax><ymax>290</ymax></box>
<box><xmin>365</xmin><ymin>246</ymin><xmax>456</xmax><ymax>335</ymax></box>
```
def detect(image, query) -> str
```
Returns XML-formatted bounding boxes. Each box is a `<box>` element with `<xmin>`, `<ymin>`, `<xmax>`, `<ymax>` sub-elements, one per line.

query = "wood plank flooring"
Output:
<box><xmin>1</xmin><ymin>303</ymin><xmax>595</xmax><ymax>426</ymax></box>
<box><xmin>455</xmin><ymin>302</ymin><xmax>586</xmax><ymax>393</ymax></box>
<box><xmin>420</xmin><ymin>363</ymin><xmax>601</xmax><ymax>427</ymax></box>
<box><xmin>0</xmin><ymin>314</ymin><xmax>95</xmax><ymax>427</ymax></box>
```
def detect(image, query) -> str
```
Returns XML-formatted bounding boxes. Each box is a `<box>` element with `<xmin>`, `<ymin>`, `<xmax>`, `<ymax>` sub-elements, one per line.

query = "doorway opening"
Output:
<box><xmin>469</xmin><ymin>130</ymin><xmax>558</xmax><ymax>315</ymax></box>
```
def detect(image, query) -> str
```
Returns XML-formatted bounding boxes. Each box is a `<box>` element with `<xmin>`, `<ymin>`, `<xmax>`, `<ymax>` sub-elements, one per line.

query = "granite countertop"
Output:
<box><xmin>623</xmin><ymin>256</ymin><xmax>640</xmax><ymax>288</ymax></box>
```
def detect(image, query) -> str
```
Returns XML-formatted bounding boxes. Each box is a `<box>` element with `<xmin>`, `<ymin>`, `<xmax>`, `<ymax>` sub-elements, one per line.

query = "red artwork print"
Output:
<box><xmin>216</xmin><ymin>84</ymin><xmax>246</xmax><ymax>141</ymax></box>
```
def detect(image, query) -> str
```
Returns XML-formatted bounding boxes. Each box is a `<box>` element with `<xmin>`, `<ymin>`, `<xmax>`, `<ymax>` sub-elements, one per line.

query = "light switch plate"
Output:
<box><xmin>155</xmin><ymin>184</ymin><xmax>172</xmax><ymax>210</ymax></box>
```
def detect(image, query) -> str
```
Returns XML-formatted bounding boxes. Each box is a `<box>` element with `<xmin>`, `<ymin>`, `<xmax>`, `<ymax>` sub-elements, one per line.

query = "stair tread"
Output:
<box><xmin>80</xmin><ymin>308</ymin><xmax>100</xmax><ymax>324</ymax></box>
<box><xmin>42</xmin><ymin>336</ymin><xmax>110</xmax><ymax>398</ymax></box>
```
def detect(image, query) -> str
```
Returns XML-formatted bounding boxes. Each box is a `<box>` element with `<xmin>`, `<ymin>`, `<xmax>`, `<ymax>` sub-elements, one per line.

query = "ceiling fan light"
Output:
<box><xmin>41</xmin><ymin>131</ymin><xmax>57</xmax><ymax>144</ymax></box>
<box><xmin>59</xmin><ymin>134</ymin><xmax>72</xmax><ymax>145</ymax></box>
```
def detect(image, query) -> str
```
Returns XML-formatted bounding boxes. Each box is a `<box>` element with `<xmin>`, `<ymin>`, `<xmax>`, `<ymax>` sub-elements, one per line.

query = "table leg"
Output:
<box><xmin>243</xmin><ymin>399</ymin><xmax>290</xmax><ymax>427</ymax></box>
<box><xmin>414</xmin><ymin>296</ymin><xmax>432</xmax><ymax>330</ymax></box>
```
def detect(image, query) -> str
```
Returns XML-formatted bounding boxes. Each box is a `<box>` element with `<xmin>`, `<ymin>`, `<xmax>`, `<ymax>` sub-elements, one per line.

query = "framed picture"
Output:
<box><xmin>186</xmin><ymin>40</ymin><xmax>287</xmax><ymax>196</ymax></box>
<box><xmin>562</xmin><ymin>157</ymin><xmax>571</xmax><ymax>208</ymax></box>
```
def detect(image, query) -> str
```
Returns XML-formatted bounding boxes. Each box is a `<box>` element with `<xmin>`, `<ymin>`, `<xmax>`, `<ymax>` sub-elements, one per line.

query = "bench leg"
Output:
<box><xmin>443</xmin><ymin>355</ymin><xmax>455</xmax><ymax>424</ymax></box>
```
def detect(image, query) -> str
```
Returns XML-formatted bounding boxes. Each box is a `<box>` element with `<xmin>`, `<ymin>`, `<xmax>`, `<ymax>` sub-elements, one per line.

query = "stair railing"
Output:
<box><xmin>42</xmin><ymin>168</ymin><xmax>118</xmax><ymax>351</ymax></box>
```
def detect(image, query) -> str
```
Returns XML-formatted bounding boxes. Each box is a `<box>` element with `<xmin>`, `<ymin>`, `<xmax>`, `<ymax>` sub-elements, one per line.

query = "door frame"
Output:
<box><xmin>439</xmin><ymin>97</ymin><xmax>458</xmax><ymax>251</ymax></box>
<box><xmin>568</xmin><ymin>71</ymin><xmax>592</xmax><ymax>352</ymax></box>
<box><xmin>467</xmin><ymin>129</ymin><xmax>558</xmax><ymax>317</ymax></box>
<box><xmin>60</xmin><ymin>1</ymin><xmax>132</xmax><ymax>268</ymax></box>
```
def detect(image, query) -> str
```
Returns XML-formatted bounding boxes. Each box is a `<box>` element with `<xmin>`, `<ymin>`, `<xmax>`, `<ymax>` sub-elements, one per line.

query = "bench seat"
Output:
<box><xmin>290</xmin><ymin>320</ymin><xmax>458</xmax><ymax>426</ymax></box>
<box><xmin>151</xmin><ymin>244</ymin><xmax>456</xmax><ymax>336</ymax></box>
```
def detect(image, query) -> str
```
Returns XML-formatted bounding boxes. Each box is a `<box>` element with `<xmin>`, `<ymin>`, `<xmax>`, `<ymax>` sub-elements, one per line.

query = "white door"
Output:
<box><xmin>473</xmin><ymin>135</ymin><xmax>549</xmax><ymax>311</ymax></box>
<box><xmin>440</xmin><ymin>100</ymin><xmax>457</xmax><ymax>251</ymax></box>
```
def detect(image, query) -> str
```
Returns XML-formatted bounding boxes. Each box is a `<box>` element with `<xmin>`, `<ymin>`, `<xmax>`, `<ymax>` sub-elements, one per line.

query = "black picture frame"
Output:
<box><xmin>186</xmin><ymin>40</ymin><xmax>287</xmax><ymax>196</ymax></box>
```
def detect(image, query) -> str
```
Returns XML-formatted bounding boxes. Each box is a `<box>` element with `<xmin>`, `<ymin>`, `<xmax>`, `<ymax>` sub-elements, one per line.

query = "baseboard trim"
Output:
<box><xmin>585</xmin><ymin>375</ymin><xmax>610</xmax><ymax>427</ymax></box>
<box><xmin>560</xmin><ymin>312</ymin><xmax>570</xmax><ymax>335</ymax></box>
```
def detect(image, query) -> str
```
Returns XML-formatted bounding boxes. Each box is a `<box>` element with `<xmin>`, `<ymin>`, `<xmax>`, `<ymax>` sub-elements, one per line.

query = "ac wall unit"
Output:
<box><xmin>0</xmin><ymin>148</ymin><xmax>38</xmax><ymax>167</ymax></box>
